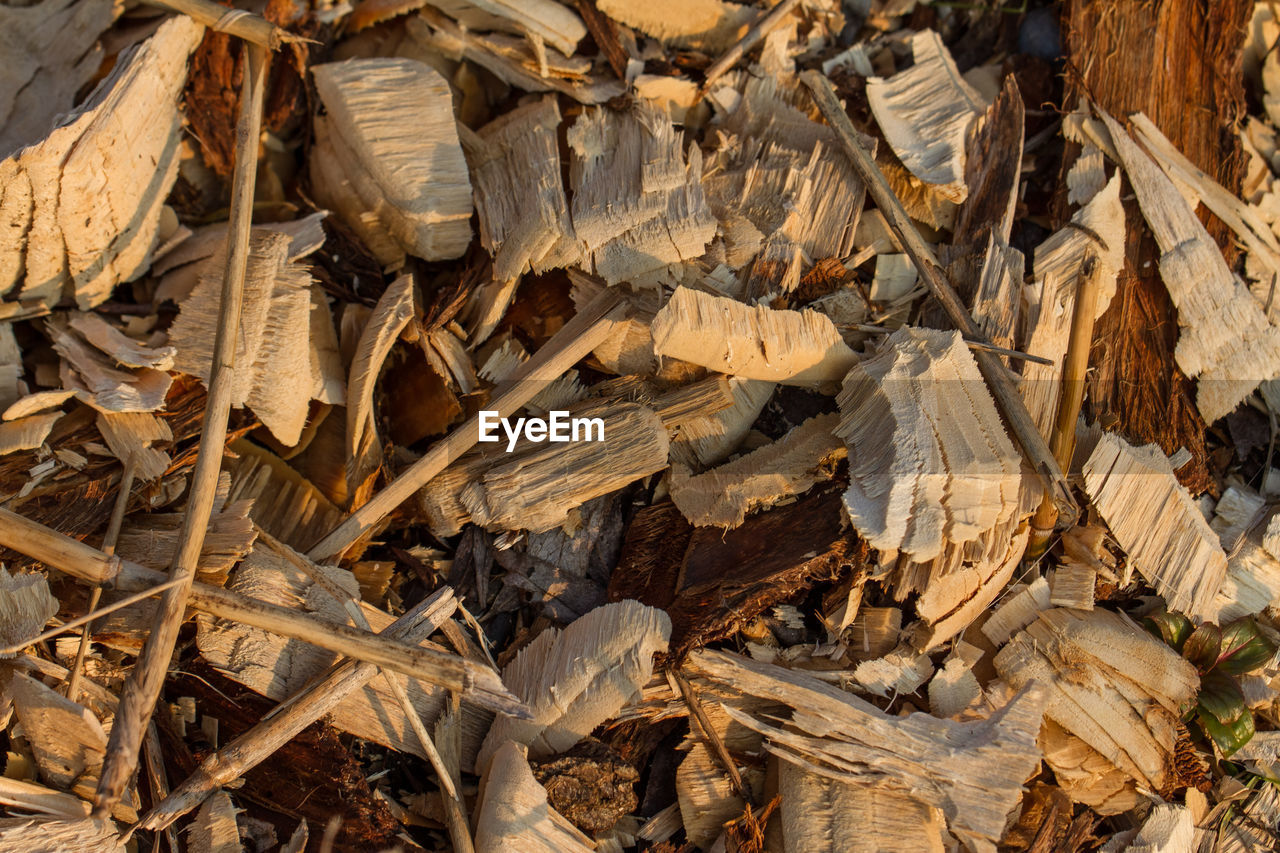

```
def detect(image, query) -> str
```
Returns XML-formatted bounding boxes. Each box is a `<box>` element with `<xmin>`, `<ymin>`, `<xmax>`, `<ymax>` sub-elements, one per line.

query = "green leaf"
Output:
<box><xmin>1198</xmin><ymin>671</ymin><xmax>1248</xmax><ymax>725</ymax></box>
<box><xmin>1216</xmin><ymin>617</ymin><xmax>1278</xmax><ymax>676</ymax></box>
<box><xmin>1184</xmin><ymin>623</ymin><xmax>1222</xmax><ymax>672</ymax></box>
<box><xmin>1144</xmin><ymin>610</ymin><xmax>1192</xmax><ymax>650</ymax></box>
<box><xmin>1198</xmin><ymin>705</ymin><xmax>1255</xmax><ymax>756</ymax></box>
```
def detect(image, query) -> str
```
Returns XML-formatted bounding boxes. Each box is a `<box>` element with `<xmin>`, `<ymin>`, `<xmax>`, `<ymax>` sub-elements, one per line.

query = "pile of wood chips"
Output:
<box><xmin>5</xmin><ymin>0</ymin><xmax>1280</xmax><ymax>849</ymax></box>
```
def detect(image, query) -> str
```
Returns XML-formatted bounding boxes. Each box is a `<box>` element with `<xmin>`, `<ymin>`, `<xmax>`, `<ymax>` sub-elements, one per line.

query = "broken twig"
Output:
<box><xmin>95</xmin><ymin>43</ymin><xmax>271</xmax><ymax>817</ymax></box>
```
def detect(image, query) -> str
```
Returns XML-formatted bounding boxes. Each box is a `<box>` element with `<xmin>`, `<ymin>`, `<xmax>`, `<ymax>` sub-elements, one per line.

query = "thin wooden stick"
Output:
<box><xmin>275</xmin><ymin>539</ymin><xmax>474</xmax><ymax>853</ymax></box>
<box><xmin>132</xmin><ymin>587</ymin><xmax>458</xmax><ymax>836</ymax></box>
<box><xmin>307</xmin><ymin>288</ymin><xmax>627</xmax><ymax>562</ymax></box>
<box><xmin>0</xmin><ymin>506</ymin><xmax>522</xmax><ymax>714</ymax></box>
<box><xmin>672</xmin><ymin>670</ymin><xmax>752</xmax><ymax>804</ymax></box>
<box><xmin>142</xmin><ymin>721</ymin><xmax>180</xmax><ymax>853</ymax></box>
<box><xmin>143</xmin><ymin>0</ymin><xmax>303</xmax><ymax>49</ymax></box>
<box><xmin>844</xmin><ymin>324</ymin><xmax>1055</xmax><ymax>366</ymax></box>
<box><xmin>1028</xmin><ymin>253</ymin><xmax>1101</xmax><ymax>556</ymax></box>
<box><xmin>0</xmin><ymin>577</ymin><xmax>185</xmax><ymax>656</ymax></box>
<box><xmin>799</xmin><ymin>70</ymin><xmax>1079</xmax><ymax>527</ymax></box>
<box><xmin>698</xmin><ymin>0</ymin><xmax>802</xmax><ymax>98</ymax></box>
<box><xmin>66</xmin><ymin>461</ymin><xmax>135</xmax><ymax>702</ymax></box>
<box><xmin>95</xmin><ymin>43</ymin><xmax>271</xmax><ymax>817</ymax></box>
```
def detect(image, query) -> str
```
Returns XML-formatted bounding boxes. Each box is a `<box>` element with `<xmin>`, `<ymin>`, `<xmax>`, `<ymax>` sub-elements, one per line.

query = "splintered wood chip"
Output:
<box><xmin>476</xmin><ymin>600</ymin><xmax>671</xmax><ymax>773</ymax></box>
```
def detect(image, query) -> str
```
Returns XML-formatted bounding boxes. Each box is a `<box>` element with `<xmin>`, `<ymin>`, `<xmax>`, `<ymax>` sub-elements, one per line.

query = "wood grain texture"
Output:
<box><xmin>1062</xmin><ymin>0</ymin><xmax>1255</xmax><ymax>491</ymax></box>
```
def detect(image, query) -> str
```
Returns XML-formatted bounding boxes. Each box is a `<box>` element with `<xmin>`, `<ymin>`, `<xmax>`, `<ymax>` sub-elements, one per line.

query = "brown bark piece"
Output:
<box><xmin>609</xmin><ymin>486</ymin><xmax>866</xmax><ymax>660</ymax></box>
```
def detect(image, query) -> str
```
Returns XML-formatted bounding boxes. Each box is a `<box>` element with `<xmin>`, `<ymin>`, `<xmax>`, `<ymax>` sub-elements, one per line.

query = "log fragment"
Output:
<box><xmin>1063</xmin><ymin>0</ymin><xmax>1254</xmax><ymax>490</ymax></box>
<box><xmin>1082</xmin><ymin>431</ymin><xmax>1227</xmax><ymax>619</ymax></box>
<box><xmin>310</xmin><ymin>58</ymin><xmax>474</xmax><ymax>267</ymax></box>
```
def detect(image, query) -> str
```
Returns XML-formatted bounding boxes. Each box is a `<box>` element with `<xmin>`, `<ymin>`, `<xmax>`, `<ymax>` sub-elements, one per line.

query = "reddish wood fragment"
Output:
<box><xmin>1062</xmin><ymin>0</ymin><xmax>1254</xmax><ymax>491</ymax></box>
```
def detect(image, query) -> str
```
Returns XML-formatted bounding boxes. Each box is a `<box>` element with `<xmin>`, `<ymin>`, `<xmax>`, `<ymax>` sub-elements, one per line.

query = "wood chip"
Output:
<box><xmin>0</xmin><ymin>17</ymin><xmax>203</xmax><ymax>309</ymax></box>
<box><xmin>476</xmin><ymin>601</ymin><xmax>670</xmax><ymax>773</ymax></box>
<box><xmin>474</xmin><ymin>739</ymin><xmax>594</xmax><ymax>853</ymax></box>
<box><xmin>670</xmin><ymin>413</ymin><xmax>844</xmax><ymax>528</ymax></box>
<box><xmin>187</xmin><ymin>789</ymin><xmax>243</xmax><ymax>853</ymax></box>
<box><xmin>1082</xmin><ymin>431</ymin><xmax>1227</xmax><ymax>619</ymax></box>
<box><xmin>836</xmin><ymin>327</ymin><xmax>1022</xmax><ymax>562</ymax></box>
<box><xmin>1101</xmin><ymin>108</ymin><xmax>1280</xmax><ymax>422</ymax></box>
<box><xmin>777</xmin><ymin>761</ymin><xmax>947</xmax><ymax>853</ymax></box>
<box><xmin>0</xmin><ymin>569</ymin><xmax>57</xmax><ymax>656</ymax></box>
<box><xmin>866</xmin><ymin>30</ymin><xmax>986</xmax><ymax>202</ymax></box>
<box><xmin>169</xmin><ymin>230</ymin><xmax>319</xmax><ymax>446</ymax></box>
<box><xmin>311</xmin><ymin>58</ymin><xmax>473</xmax><ymax>267</ymax></box>
<box><xmin>686</xmin><ymin>649</ymin><xmax>1046</xmax><ymax>851</ymax></box>
<box><xmin>652</xmin><ymin>286</ymin><xmax>857</xmax><ymax>387</ymax></box>
<box><xmin>567</xmin><ymin>103</ymin><xmax>717</xmax><ymax>283</ymax></box>
<box><xmin>995</xmin><ymin>608</ymin><xmax>1198</xmax><ymax>813</ymax></box>
<box><xmin>468</xmin><ymin>97</ymin><xmax>578</xmax><ymax>283</ymax></box>
<box><xmin>595</xmin><ymin>0</ymin><xmax>753</xmax><ymax>52</ymax></box>
<box><xmin>1020</xmin><ymin>174</ymin><xmax>1124</xmax><ymax>436</ymax></box>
